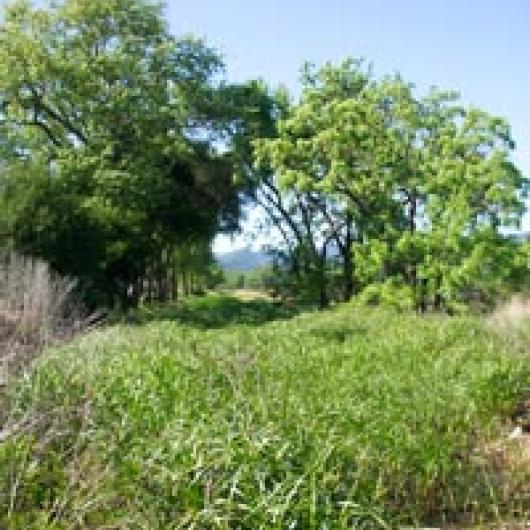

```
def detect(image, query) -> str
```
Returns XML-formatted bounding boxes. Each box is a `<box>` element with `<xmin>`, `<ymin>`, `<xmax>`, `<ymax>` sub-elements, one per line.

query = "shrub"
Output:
<box><xmin>357</xmin><ymin>279</ymin><xmax>415</xmax><ymax>312</ymax></box>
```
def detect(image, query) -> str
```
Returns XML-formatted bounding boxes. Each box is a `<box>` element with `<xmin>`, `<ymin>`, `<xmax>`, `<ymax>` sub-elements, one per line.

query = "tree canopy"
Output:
<box><xmin>0</xmin><ymin>2</ymin><xmax>528</xmax><ymax>310</ymax></box>
<box><xmin>0</xmin><ymin>0</ymin><xmax>244</xmax><ymax>306</ymax></box>
<box><xmin>255</xmin><ymin>60</ymin><xmax>528</xmax><ymax>310</ymax></box>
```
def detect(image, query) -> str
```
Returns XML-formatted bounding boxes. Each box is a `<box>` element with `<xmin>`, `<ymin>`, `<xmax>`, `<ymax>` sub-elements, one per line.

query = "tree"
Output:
<box><xmin>224</xmin><ymin>80</ymin><xmax>340</xmax><ymax>307</ymax></box>
<box><xmin>255</xmin><ymin>59</ymin><xmax>528</xmax><ymax>311</ymax></box>
<box><xmin>362</xmin><ymin>80</ymin><xmax>528</xmax><ymax>310</ymax></box>
<box><xmin>0</xmin><ymin>0</ymin><xmax>241</xmax><ymax>306</ymax></box>
<box><xmin>255</xmin><ymin>60</ymin><xmax>399</xmax><ymax>302</ymax></box>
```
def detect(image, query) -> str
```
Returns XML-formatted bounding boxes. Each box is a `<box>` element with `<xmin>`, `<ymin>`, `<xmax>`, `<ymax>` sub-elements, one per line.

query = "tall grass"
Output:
<box><xmin>490</xmin><ymin>295</ymin><xmax>530</xmax><ymax>329</ymax></box>
<box><xmin>0</xmin><ymin>253</ymin><xmax>91</xmax><ymax>390</ymax></box>
<box><xmin>0</xmin><ymin>296</ymin><xmax>529</xmax><ymax>528</ymax></box>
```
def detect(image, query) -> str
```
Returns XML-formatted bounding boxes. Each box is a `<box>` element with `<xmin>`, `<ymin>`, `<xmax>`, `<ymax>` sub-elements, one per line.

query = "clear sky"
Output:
<box><xmin>166</xmin><ymin>0</ymin><xmax>530</xmax><ymax>252</ymax></box>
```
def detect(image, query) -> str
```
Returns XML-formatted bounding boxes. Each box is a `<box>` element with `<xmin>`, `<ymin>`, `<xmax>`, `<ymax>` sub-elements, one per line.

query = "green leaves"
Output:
<box><xmin>0</xmin><ymin>0</ymin><xmax>244</xmax><ymax>306</ymax></box>
<box><xmin>254</xmin><ymin>59</ymin><xmax>528</xmax><ymax>310</ymax></box>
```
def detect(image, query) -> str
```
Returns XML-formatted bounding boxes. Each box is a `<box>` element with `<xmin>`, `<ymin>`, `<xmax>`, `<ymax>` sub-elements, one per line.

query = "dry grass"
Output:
<box><xmin>0</xmin><ymin>253</ymin><xmax>93</xmax><ymax>390</ymax></box>
<box><xmin>227</xmin><ymin>288</ymin><xmax>275</xmax><ymax>301</ymax></box>
<box><xmin>489</xmin><ymin>295</ymin><xmax>530</xmax><ymax>329</ymax></box>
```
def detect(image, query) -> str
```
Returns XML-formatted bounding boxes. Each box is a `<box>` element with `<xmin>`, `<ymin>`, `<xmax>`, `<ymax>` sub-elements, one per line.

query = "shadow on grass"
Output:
<box><xmin>119</xmin><ymin>294</ymin><xmax>302</xmax><ymax>329</ymax></box>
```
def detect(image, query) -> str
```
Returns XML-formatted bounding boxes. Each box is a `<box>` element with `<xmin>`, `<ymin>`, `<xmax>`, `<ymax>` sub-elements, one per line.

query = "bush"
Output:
<box><xmin>357</xmin><ymin>279</ymin><xmax>415</xmax><ymax>312</ymax></box>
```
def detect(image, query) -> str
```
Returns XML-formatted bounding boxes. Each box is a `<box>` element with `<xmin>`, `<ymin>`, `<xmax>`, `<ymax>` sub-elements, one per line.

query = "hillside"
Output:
<box><xmin>215</xmin><ymin>247</ymin><xmax>272</xmax><ymax>271</ymax></box>
<box><xmin>1</xmin><ymin>295</ymin><xmax>529</xmax><ymax>528</ymax></box>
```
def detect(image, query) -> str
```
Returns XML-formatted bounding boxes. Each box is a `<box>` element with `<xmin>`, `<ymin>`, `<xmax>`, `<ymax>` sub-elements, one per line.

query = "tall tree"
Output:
<box><xmin>363</xmin><ymin>79</ymin><xmax>528</xmax><ymax>310</ymax></box>
<box><xmin>255</xmin><ymin>60</ymin><xmax>399</xmax><ymax>301</ymax></box>
<box><xmin>0</xmin><ymin>0</ymin><xmax>240</xmax><ymax>306</ymax></box>
<box><xmin>255</xmin><ymin>59</ymin><xmax>528</xmax><ymax>310</ymax></box>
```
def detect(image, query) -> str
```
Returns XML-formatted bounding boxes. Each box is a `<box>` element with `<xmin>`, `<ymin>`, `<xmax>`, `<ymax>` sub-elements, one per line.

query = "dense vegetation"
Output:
<box><xmin>253</xmin><ymin>62</ymin><xmax>529</xmax><ymax>310</ymax></box>
<box><xmin>1</xmin><ymin>295</ymin><xmax>529</xmax><ymax>528</ymax></box>
<box><xmin>0</xmin><ymin>0</ymin><xmax>262</xmax><ymax>307</ymax></box>
<box><xmin>0</xmin><ymin>0</ymin><xmax>528</xmax><ymax>311</ymax></box>
<box><xmin>0</xmin><ymin>1</ymin><xmax>529</xmax><ymax>527</ymax></box>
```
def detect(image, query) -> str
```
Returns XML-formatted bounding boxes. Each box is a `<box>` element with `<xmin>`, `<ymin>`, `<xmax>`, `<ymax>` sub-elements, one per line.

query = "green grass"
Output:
<box><xmin>118</xmin><ymin>293</ymin><xmax>300</xmax><ymax>328</ymax></box>
<box><xmin>1</xmin><ymin>295</ymin><xmax>529</xmax><ymax>529</ymax></box>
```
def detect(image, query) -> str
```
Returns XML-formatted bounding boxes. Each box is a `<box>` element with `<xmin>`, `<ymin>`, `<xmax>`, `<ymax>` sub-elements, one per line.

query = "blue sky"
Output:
<box><xmin>166</xmin><ymin>1</ymin><xmax>530</xmax><ymax>252</ymax></box>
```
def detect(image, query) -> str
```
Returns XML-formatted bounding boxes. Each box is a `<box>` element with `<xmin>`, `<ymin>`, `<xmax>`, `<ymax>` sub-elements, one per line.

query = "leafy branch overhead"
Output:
<box><xmin>0</xmin><ymin>0</ymin><xmax>243</xmax><ymax>307</ymax></box>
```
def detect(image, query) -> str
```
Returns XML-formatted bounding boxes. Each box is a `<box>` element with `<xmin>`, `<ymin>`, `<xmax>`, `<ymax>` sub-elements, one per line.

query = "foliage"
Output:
<box><xmin>356</xmin><ymin>278</ymin><xmax>415</xmax><ymax>312</ymax></box>
<box><xmin>1</xmin><ymin>296</ymin><xmax>529</xmax><ymax>528</ymax></box>
<box><xmin>219</xmin><ymin>264</ymin><xmax>275</xmax><ymax>292</ymax></box>
<box><xmin>254</xmin><ymin>60</ymin><xmax>529</xmax><ymax>311</ymax></box>
<box><xmin>0</xmin><ymin>0</ymin><xmax>242</xmax><ymax>307</ymax></box>
<box><xmin>0</xmin><ymin>0</ymin><xmax>527</xmax><ymax>312</ymax></box>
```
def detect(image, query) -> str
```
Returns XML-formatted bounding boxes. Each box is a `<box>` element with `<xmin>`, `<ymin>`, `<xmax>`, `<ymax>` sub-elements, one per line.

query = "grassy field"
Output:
<box><xmin>1</xmin><ymin>295</ymin><xmax>529</xmax><ymax>529</ymax></box>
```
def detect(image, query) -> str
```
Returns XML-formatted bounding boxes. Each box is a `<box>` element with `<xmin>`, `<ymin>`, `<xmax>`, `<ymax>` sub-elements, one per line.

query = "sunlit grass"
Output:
<box><xmin>1</xmin><ymin>296</ymin><xmax>529</xmax><ymax>528</ymax></box>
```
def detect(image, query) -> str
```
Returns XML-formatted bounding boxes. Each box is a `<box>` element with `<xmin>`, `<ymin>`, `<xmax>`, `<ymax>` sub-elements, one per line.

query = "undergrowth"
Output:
<box><xmin>1</xmin><ymin>295</ymin><xmax>529</xmax><ymax>528</ymax></box>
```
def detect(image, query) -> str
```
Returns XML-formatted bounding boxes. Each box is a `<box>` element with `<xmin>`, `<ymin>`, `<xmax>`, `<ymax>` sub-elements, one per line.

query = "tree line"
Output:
<box><xmin>0</xmin><ymin>0</ymin><xmax>248</xmax><ymax>307</ymax></box>
<box><xmin>0</xmin><ymin>0</ymin><xmax>528</xmax><ymax>311</ymax></box>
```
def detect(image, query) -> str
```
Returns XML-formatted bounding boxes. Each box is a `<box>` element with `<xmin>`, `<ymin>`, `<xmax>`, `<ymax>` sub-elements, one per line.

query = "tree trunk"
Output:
<box><xmin>318</xmin><ymin>243</ymin><xmax>328</xmax><ymax>309</ymax></box>
<box><xmin>434</xmin><ymin>274</ymin><xmax>443</xmax><ymax>311</ymax></box>
<box><xmin>159</xmin><ymin>250</ymin><xmax>165</xmax><ymax>302</ymax></box>
<box><xmin>182</xmin><ymin>271</ymin><xmax>187</xmax><ymax>297</ymax></box>
<box><xmin>130</xmin><ymin>276</ymin><xmax>141</xmax><ymax>308</ymax></box>
<box><xmin>343</xmin><ymin>212</ymin><xmax>354</xmax><ymax>301</ymax></box>
<box><xmin>408</xmin><ymin>192</ymin><xmax>422</xmax><ymax>311</ymax></box>
<box><xmin>147</xmin><ymin>266</ymin><xmax>153</xmax><ymax>303</ymax></box>
<box><xmin>419</xmin><ymin>278</ymin><xmax>428</xmax><ymax>313</ymax></box>
<box><xmin>171</xmin><ymin>252</ymin><xmax>178</xmax><ymax>301</ymax></box>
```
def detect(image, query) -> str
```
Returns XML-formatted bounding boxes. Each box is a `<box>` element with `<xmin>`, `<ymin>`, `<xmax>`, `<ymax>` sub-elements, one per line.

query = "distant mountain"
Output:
<box><xmin>215</xmin><ymin>247</ymin><xmax>272</xmax><ymax>271</ymax></box>
<box><xmin>509</xmin><ymin>232</ymin><xmax>530</xmax><ymax>243</ymax></box>
<box><xmin>216</xmin><ymin>243</ymin><xmax>344</xmax><ymax>271</ymax></box>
